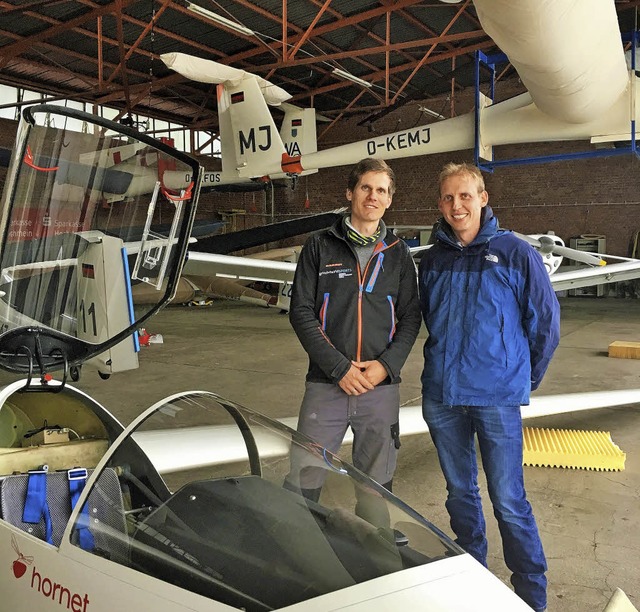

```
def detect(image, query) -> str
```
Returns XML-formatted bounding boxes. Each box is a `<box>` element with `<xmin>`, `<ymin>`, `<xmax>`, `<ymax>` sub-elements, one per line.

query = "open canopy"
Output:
<box><xmin>73</xmin><ymin>390</ymin><xmax>462</xmax><ymax>610</ymax></box>
<box><xmin>0</xmin><ymin>105</ymin><xmax>201</xmax><ymax>375</ymax></box>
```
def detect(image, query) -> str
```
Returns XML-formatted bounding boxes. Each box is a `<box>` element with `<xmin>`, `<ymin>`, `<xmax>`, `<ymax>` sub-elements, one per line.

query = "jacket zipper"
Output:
<box><xmin>355</xmin><ymin>239</ymin><xmax>399</xmax><ymax>361</ymax></box>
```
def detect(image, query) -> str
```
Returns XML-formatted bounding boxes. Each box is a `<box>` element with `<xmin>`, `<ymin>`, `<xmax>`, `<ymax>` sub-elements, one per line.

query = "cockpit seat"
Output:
<box><xmin>0</xmin><ymin>467</ymin><xmax>128</xmax><ymax>563</ymax></box>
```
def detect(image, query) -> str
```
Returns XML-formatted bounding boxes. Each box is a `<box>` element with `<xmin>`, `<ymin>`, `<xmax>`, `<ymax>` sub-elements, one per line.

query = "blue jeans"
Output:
<box><xmin>423</xmin><ymin>399</ymin><xmax>547</xmax><ymax>612</ymax></box>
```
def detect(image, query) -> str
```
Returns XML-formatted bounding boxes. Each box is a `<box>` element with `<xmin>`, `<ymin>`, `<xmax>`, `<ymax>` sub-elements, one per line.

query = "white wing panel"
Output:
<box><xmin>473</xmin><ymin>0</ymin><xmax>628</xmax><ymax>124</ymax></box>
<box><xmin>183</xmin><ymin>251</ymin><xmax>296</xmax><ymax>285</ymax></box>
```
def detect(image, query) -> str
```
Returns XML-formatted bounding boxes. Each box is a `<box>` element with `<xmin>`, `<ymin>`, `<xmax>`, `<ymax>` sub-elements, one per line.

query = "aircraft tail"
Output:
<box><xmin>162</xmin><ymin>52</ymin><xmax>291</xmax><ymax>179</ymax></box>
<box><xmin>218</xmin><ymin>77</ymin><xmax>287</xmax><ymax>179</ymax></box>
<box><xmin>279</xmin><ymin>105</ymin><xmax>318</xmax><ymax>176</ymax></box>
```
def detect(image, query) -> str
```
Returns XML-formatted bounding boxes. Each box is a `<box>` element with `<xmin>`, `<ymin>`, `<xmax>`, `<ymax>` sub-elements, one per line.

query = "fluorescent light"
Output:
<box><xmin>187</xmin><ymin>3</ymin><xmax>255</xmax><ymax>37</ymax></box>
<box><xmin>419</xmin><ymin>105</ymin><xmax>445</xmax><ymax>120</ymax></box>
<box><xmin>332</xmin><ymin>68</ymin><xmax>372</xmax><ymax>89</ymax></box>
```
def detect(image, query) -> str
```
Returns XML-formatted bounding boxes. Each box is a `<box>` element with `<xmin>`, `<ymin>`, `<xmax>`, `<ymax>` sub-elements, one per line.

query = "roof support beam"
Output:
<box><xmin>391</xmin><ymin>0</ymin><xmax>471</xmax><ymax>104</ymax></box>
<box><xmin>289</xmin><ymin>39</ymin><xmax>492</xmax><ymax>102</ymax></box>
<box><xmin>97</xmin><ymin>15</ymin><xmax>104</xmax><ymax>90</ymax></box>
<box><xmin>288</xmin><ymin>0</ymin><xmax>333</xmax><ymax>60</ymax></box>
<box><xmin>319</xmin><ymin>89</ymin><xmax>368</xmax><ymax>140</ymax></box>
<box><xmin>385</xmin><ymin>10</ymin><xmax>390</xmax><ymax>106</ymax></box>
<box><xmin>256</xmin><ymin>29</ymin><xmax>485</xmax><ymax>70</ymax></box>
<box><xmin>104</xmin><ymin>0</ymin><xmax>172</xmax><ymax>86</ymax></box>
<box><xmin>0</xmin><ymin>0</ymin><xmax>137</xmax><ymax>69</ymax></box>
<box><xmin>227</xmin><ymin>0</ymin><xmax>425</xmax><ymax>64</ymax></box>
<box><xmin>113</xmin><ymin>0</ymin><xmax>132</xmax><ymax>116</ymax></box>
<box><xmin>308</xmin><ymin>0</ymin><xmax>447</xmax><ymax>94</ymax></box>
<box><xmin>282</xmin><ymin>0</ymin><xmax>288</xmax><ymax>60</ymax></box>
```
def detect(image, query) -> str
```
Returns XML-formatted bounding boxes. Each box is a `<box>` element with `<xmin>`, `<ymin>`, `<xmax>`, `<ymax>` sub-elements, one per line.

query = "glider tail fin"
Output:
<box><xmin>218</xmin><ymin>78</ymin><xmax>286</xmax><ymax>179</ymax></box>
<box><xmin>280</xmin><ymin>106</ymin><xmax>317</xmax><ymax>157</ymax></box>
<box><xmin>279</xmin><ymin>106</ymin><xmax>318</xmax><ymax>177</ymax></box>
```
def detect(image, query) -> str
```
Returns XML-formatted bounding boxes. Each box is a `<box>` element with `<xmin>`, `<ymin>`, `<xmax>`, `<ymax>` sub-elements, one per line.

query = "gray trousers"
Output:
<box><xmin>289</xmin><ymin>381</ymin><xmax>401</xmax><ymax>489</ymax></box>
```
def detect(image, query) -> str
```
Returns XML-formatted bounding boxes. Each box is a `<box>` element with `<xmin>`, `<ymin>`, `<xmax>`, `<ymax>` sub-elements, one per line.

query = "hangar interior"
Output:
<box><xmin>0</xmin><ymin>2</ymin><xmax>640</xmax><ymax>612</ymax></box>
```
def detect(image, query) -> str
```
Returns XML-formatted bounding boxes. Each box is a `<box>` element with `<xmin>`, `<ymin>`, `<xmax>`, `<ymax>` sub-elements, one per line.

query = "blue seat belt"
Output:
<box><xmin>22</xmin><ymin>467</ymin><xmax>54</xmax><ymax>545</ymax></box>
<box><xmin>67</xmin><ymin>468</ymin><xmax>95</xmax><ymax>552</ymax></box>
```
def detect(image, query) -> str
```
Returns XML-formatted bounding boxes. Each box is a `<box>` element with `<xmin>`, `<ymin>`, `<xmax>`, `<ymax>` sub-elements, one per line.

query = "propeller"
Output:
<box><xmin>514</xmin><ymin>232</ymin><xmax>606</xmax><ymax>271</ymax></box>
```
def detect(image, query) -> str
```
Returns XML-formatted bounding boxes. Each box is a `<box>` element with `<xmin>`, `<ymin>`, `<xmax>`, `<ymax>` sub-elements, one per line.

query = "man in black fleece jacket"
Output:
<box><xmin>285</xmin><ymin>158</ymin><xmax>421</xmax><ymax>505</ymax></box>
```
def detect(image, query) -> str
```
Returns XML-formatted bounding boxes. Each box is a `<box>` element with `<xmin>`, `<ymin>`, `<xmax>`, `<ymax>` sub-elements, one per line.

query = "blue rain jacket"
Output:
<box><xmin>418</xmin><ymin>208</ymin><xmax>560</xmax><ymax>406</ymax></box>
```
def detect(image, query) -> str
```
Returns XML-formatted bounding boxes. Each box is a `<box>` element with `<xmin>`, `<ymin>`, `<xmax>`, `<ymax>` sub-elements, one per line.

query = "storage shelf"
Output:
<box><xmin>568</xmin><ymin>235</ymin><xmax>606</xmax><ymax>297</ymax></box>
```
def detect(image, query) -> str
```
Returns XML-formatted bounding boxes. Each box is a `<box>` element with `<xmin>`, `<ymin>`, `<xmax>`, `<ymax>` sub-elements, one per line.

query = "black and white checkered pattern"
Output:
<box><xmin>0</xmin><ymin>468</ymin><xmax>128</xmax><ymax>563</ymax></box>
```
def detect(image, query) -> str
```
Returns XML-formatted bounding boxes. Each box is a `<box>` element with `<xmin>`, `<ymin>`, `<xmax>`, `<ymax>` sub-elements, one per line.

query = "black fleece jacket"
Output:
<box><xmin>290</xmin><ymin>217</ymin><xmax>421</xmax><ymax>385</ymax></box>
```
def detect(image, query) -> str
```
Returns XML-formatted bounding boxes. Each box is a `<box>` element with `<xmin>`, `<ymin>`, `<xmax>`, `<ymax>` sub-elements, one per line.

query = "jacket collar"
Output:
<box><xmin>330</xmin><ymin>214</ymin><xmax>391</xmax><ymax>244</ymax></box>
<box><xmin>435</xmin><ymin>205</ymin><xmax>498</xmax><ymax>248</ymax></box>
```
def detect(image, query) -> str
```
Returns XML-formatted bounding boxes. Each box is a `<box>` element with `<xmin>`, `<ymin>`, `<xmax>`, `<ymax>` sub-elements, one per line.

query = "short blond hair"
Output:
<box><xmin>438</xmin><ymin>162</ymin><xmax>485</xmax><ymax>196</ymax></box>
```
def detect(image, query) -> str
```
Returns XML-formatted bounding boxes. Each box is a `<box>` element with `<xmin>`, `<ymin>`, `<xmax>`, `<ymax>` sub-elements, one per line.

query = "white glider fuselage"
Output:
<box><xmin>0</xmin><ymin>382</ymin><xmax>533</xmax><ymax>612</ymax></box>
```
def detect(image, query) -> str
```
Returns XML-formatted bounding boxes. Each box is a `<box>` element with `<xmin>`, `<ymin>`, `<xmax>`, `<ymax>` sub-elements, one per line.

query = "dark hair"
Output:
<box><xmin>438</xmin><ymin>162</ymin><xmax>485</xmax><ymax>195</ymax></box>
<box><xmin>347</xmin><ymin>158</ymin><xmax>396</xmax><ymax>196</ymax></box>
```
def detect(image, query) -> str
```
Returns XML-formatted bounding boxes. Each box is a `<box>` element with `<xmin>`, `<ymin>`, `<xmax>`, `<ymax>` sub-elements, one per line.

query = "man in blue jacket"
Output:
<box><xmin>286</xmin><ymin>158</ymin><xmax>421</xmax><ymax>508</ymax></box>
<box><xmin>418</xmin><ymin>162</ymin><xmax>560</xmax><ymax>612</ymax></box>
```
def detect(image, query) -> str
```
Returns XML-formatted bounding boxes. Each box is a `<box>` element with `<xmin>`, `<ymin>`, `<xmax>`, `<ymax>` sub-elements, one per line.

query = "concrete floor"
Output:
<box><xmin>2</xmin><ymin>295</ymin><xmax>638</xmax><ymax>611</ymax></box>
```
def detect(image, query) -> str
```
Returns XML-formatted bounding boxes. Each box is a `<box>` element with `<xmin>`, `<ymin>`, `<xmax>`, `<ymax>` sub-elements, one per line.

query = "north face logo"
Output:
<box><xmin>485</xmin><ymin>254</ymin><xmax>498</xmax><ymax>264</ymax></box>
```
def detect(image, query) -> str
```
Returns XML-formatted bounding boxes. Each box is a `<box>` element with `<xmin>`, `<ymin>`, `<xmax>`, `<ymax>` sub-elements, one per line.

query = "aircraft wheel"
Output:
<box><xmin>98</xmin><ymin>371</ymin><xmax>111</xmax><ymax>380</ymax></box>
<box><xmin>70</xmin><ymin>366</ymin><xmax>81</xmax><ymax>382</ymax></box>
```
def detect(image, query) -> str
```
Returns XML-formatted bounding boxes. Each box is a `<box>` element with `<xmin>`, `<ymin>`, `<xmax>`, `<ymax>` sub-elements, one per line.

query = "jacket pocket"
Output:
<box><xmin>386</xmin><ymin>295</ymin><xmax>396</xmax><ymax>343</ymax></box>
<box><xmin>320</xmin><ymin>292</ymin><xmax>330</xmax><ymax>330</ymax></box>
<box><xmin>386</xmin><ymin>421</ymin><xmax>401</xmax><ymax>475</ymax></box>
<box><xmin>499</xmin><ymin>313</ymin><xmax>509</xmax><ymax>368</ymax></box>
